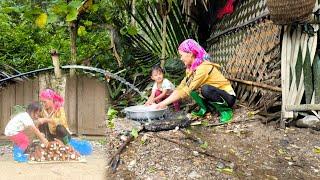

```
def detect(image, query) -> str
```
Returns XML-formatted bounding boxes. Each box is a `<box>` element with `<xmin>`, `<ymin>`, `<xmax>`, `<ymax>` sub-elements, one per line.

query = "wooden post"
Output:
<box><xmin>50</xmin><ymin>49</ymin><xmax>66</xmax><ymax>102</ymax></box>
<box><xmin>51</xmin><ymin>49</ymin><xmax>61</xmax><ymax>78</ymax></box>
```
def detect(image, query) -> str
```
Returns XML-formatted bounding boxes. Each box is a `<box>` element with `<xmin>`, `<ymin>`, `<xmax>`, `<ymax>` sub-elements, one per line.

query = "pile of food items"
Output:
<box><xmin>29</xmin><ymin>139</ymin><xmax>81</xmax><ymax>162</ymax></box>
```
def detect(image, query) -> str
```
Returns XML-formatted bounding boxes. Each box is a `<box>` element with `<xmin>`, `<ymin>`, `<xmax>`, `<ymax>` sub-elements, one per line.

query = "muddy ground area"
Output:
<box><xmin>106</xmin><ymin>107</ymin><xmax>320</xmax><ymax>179</ymax></box>
<box><xmin>0</xmin><ymin>137</ymin><xmax>106</xmax><ymax>180</ymax></box>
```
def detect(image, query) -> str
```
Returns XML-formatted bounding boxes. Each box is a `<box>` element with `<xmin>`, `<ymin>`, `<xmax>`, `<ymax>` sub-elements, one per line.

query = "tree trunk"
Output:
<box><xmin>110</xmin><ymin>28</ymin><xmax>122</xmax><ymax>67</ymax></box>
<box><xmin>160</xmin><ymin>15</ymin><xmax>168</xmax><ymax>68</ymax></box>
<box><xmin>131</xmin><ymin>0</ymin><xmax>136</xmax><ymax>26</ymax></box>
<box><xmin>69</xmin><ymin>21</ymin><xmax>78</xmax><ymax>76</ymax></box>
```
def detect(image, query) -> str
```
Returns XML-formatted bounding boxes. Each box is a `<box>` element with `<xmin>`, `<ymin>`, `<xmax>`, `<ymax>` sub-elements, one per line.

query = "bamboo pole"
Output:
<box><xmin>227</xmin><ymin>77</ymin><xmax>282</xmax><ymax>92</ymax></box>
<box><xmin>281</xmin><ymin>26</ymin><xmax>294</xmax><ymax>120</ymax></box>
<box><xmin>286</xmin><ymin>104</ymin><xmax>320</xmax><ymax>111</ymax></box>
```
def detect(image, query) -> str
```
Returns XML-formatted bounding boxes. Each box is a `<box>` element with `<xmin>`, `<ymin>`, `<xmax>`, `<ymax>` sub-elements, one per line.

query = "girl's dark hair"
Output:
<box><xmin>151</xmin><ymin>65</ymin><xmax>165</xmax><ymax>75</ymax></box>
<box><xmin>26</xmin><ymin>102</ymin><xmax>42</xmax><ymax>114</ymax></box>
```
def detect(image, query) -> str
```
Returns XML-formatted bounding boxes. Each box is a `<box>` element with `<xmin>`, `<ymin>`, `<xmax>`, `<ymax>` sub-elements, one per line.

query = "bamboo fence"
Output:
<box><xmin>208</xmin><ymin>0</ymin><xmax>281</xmax><ymax>121</ymax></box>
<box><xmin>208</xmin><ymin>0</ymin><xmax>320</xmax><ymax>123</ymax></box>
<box><xmin>281</xmin><ymin>0</ymin><xmax>320</xmax><ymax>125</ymax></box>
<box><xmin>281</xmin><ymin>1</ymin><xmax>320</xmax><ymax>124</ymax></box>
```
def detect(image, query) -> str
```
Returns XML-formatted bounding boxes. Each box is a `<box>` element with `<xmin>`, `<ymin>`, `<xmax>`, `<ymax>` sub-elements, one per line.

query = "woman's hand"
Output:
<box><xmin>37</xmin><ymin>118</ymin><xmax>45</xmax><ymax>124</ymax></box>
<box><xmin>42</xmin><ymin>138</ymin><xmax>49</xmax><ymax>146</ymax></box>
<box><xmin>40</xmin><ymin>134</ymin><xmax>49</xmax><ymax>146</ymax></box>
<box><xmin>144</xmin><ymin>100</ymin><xmax>154</xmax><ymax>106</ymax></box>
<box><xmin>155</xmin><ymin>102</ymin><xmax>167</xmax><ymax>109</ymax></box>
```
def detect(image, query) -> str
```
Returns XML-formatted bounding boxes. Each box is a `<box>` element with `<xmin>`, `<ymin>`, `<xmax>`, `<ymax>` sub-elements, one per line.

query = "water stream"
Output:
<box><xmin>62</xmin><ymin>65</ymin><xmax>147</xmax><ymax>99</ymax></box>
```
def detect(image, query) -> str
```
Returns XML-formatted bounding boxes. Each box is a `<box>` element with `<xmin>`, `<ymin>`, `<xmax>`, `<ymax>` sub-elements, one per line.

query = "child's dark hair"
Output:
<box><xmin>26</xmin><ymin>102</ymin><xmax>42</xmax><ymax>114</ymax></box>
<box><xmin>151</xmin><ymin>65</ymin><xmax>165</xmax><ymax>75</ymax></box>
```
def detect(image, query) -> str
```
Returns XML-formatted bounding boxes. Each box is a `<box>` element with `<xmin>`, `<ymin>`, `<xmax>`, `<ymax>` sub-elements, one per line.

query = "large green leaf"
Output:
<box><xmin>66</xmin><ymin>8</ymin><xmax>78</xmax><ymax>22</ymax></box>
<box><xmin>78</xmin><ymin>25</ymin><xmax>87</xmax><ymax>36</ymax></box>
<box><xmin>51</xmin><ymin>2</ymin><xmax>68</xmax><ymax>15</ymax></box>
<box><xmin>126</xmin><ymin>0</ymin><xmax>194</xmax><ymax>66</ymax></box>
<box><xmin>47</xmin><ymin>12</ymin><xmax>59</xmax><ymax>24</ymax></box>
<box><xmin>68</xmin><ymin>1</ymin><xmax>83</xmax><ymax>10</ymax></box>
<box><xmin>127</xmin><ymin>25</ymin><xmax>138</xmax><ymax>36</ymax></box>
<box><xmin>1</xmin><ymin>7</ymin><xmax>21</xmax><ymax>13</ymax></box>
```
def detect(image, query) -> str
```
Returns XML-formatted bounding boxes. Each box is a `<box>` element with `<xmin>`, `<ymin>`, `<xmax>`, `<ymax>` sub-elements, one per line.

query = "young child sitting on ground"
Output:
<box><xmin>5</xmin><ymin>102</ymin><xmax>49</xmax><ymax>162</ymax></box>
<box><xmin>145</xmin><ymin>65</ymin><xmax>180</xmax><ymax>111</ymax></box>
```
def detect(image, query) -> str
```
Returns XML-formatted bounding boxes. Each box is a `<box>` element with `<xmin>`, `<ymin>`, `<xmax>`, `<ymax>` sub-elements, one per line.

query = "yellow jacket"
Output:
<box><xmin>176</xmin><ymin>61</ymin><xmax>235</xmax><ymax>99</ymax></box>
<box><xmin>43</xmin><ymin>108</ymin><xmax>69</xmax><ymax>135</ymax></box>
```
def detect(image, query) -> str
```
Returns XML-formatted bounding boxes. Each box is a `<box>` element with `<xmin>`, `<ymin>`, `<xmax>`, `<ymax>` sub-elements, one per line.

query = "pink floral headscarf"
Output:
<box><xmin>178</xmin><ymin>39</ymin><xmax>208</xmax><ymax>71</ymax></box>
<box><xmin>39</xmin><ymin>89</ymin><xmax>64</xmax><ymax>110</ymax></box>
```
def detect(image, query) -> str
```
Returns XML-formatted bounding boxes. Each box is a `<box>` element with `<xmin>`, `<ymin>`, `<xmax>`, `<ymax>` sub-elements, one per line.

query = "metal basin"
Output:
<box><xmin>124</xmin><ymin>105</ymin><xmax>167</xmax><ymax>120</ymax></box>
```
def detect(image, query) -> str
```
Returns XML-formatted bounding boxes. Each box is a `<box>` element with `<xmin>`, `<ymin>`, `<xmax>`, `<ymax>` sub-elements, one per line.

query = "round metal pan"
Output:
<box><xmin>124</xmin><ymin>105</ymin><xmax>167</xmax><ymax>120</ymax></box>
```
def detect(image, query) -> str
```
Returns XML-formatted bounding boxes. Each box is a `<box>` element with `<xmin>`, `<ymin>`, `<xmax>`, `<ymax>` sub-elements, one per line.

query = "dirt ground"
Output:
<box><xmin>2</xmin><ymin>107</ymin><xmax>320</xmax><ymax>180</ymax></box>
<box><xmin>0</xmin><ymin>138</ymin><xmax>106</xmax><ymax>180</ymax></box>
<box><xmin>106</xmin><ymin>107</ymin><xmax>320</xmax><ymax>179</ymax></box>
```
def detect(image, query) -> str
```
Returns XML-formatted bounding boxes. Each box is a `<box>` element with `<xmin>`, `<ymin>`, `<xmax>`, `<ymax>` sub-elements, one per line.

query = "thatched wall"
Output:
<box><xmin>208</xmin><ymin>0</ymin><xmax>320</xmax><ymax>122</ymax></box>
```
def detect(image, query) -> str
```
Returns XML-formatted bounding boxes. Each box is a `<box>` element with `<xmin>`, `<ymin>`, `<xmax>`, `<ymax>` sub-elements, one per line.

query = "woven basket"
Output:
<box><xmin>267</xmin><ymin>0</ymin><xmax>316</xmax><ymax>25</ymax></box>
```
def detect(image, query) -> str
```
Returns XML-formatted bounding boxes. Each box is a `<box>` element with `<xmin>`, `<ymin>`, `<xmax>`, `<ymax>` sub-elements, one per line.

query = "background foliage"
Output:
<box><xmin>0</xmin><ymin>0</ymin><xmax>211</xmax><ymax>104</ymax></box>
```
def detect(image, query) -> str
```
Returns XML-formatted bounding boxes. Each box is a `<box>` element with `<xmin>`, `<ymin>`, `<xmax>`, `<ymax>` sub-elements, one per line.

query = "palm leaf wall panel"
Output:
<box><xmin>208</xmin><ymin>0</ymin><xmax>282</xmax><ymax>118</ymax></box>
<box><xmin>210</xmin><ymin>0</ymin><xmax>320</xmax><ymax>121</ymax></box>
<box><xmin>211</xmin><ymin>0</ymin><xmax>268</xmax><ymax>38</ymax></box>
<box><xmin>230</xmin><ymin>20</ymin><xmax>280</xmax><ymax>109</ymax></box>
